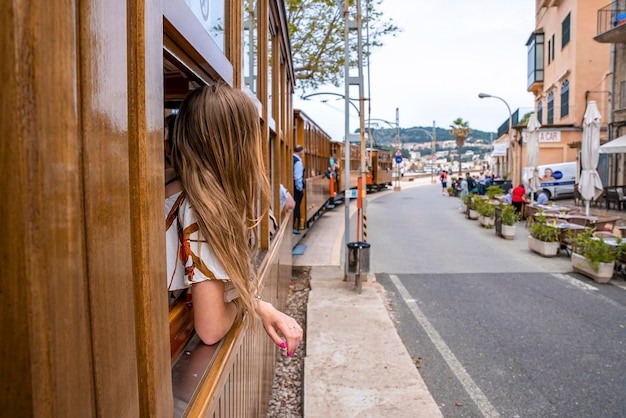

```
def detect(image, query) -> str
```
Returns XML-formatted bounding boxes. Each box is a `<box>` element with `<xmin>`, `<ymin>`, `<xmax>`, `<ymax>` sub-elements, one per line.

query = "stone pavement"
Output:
<box><xmin>292</xmin><ymin>178</ymin><xmax>443</xmax><ymax>418</ymax></box>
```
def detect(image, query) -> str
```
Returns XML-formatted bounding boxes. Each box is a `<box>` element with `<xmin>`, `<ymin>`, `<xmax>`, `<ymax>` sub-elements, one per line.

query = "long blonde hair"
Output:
<box><xmin>172</xmin><ymin>83</ymin><xmax>270</xmax><ymax>316</ymax></box>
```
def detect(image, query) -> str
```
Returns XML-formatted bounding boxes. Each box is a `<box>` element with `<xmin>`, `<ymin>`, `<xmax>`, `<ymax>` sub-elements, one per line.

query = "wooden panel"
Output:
<box><xmin>77</xmin><ymin>1</ymin><xmax>139</xmax><ymax>416</ymax></box>
<box><xmin>78</xmin><ymin>0</ymin><xmax>171</xmax><ymax>416</ymax></box>
<box><xmin>1</xmin><ymin>0</ymin><xmax>95</xmax><ymax>416</ymax></box>
<box><xmin>128</xmin><ymin>0</ymin><xmax>175</xmax><ymax>416</ymax></box>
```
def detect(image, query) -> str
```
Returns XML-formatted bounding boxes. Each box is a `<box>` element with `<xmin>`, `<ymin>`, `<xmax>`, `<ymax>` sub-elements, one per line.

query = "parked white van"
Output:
<box><xmin>524</xmin><ymin>162</ymin><xmax>577</xmax><ymax>200</ymax></box>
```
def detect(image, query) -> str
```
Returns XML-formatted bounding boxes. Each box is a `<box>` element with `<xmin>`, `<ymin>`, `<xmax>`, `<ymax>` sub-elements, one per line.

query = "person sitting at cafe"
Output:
<box><xmin>504</xmin><ymin>189</ymin><xmax>513</xmax><ymax>204</ymax></box>
<box><xmin>536</xmin><ymin>189</ymin><xmax>549</xmax><ymax>205</ymax></box>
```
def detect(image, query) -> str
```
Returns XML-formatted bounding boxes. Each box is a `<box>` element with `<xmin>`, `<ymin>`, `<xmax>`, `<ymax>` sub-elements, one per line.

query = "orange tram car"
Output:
<box><xmin>3</xmin><ymin>1</ymin><xmax>302</xmax><ymax>416</ymax></box>
<box><xmin>366</xmin><ymin>147</ymin><xmax>394</xmax><ymax>191</ymax></box>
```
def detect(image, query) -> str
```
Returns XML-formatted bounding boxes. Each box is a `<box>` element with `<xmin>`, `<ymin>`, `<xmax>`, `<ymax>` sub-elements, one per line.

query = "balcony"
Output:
<box><xmin>595</xmin><ymin>1</ymin><xmax>626</xmax><ymax>43</ymax></box>
<box><xmin>496</xmin><ymin>108</ymin><xmax>534</xmax><ymax>139</ymax></box>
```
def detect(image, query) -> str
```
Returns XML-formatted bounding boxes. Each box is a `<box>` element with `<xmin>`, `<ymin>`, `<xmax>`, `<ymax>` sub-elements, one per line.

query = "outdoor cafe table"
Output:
<box><xmin>543</xmin><ymin>213</ymin><xmax>599</xmax><ymax>223</ymax></box>
<box><xmin>549</xmin><ymin>222</ymin><xmax>588</xmax><ymax>255</ymax></box>
<box><xmin>533</xmin><ymin>203</ymin><xmax>572</xmax><ymax>213</ymax></box>
<box><xmin>593</xmin><ymin>236</ymin><xmax>621</xmax><ymax>247</ymax></box>
<box><xmin>551</xmin><ymin>222</ymin><xmax>587</xmax><ymax>235</ymax></box>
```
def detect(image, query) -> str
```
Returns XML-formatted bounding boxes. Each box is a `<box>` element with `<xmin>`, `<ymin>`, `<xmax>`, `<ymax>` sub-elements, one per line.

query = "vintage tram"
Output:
<box><xmin>366</xmin><ymin>147</ymin><xmax>394</xmax><ymax>191</ymax></box>
<box><xmin>293</xmin><ymin>110</ymin><xmax>361</xmax><ymax>230</ymax></box>
<box><xmin>3</xmin><ymin>1</ymin><xmax>298</xmax><ymax>416</ymax></box>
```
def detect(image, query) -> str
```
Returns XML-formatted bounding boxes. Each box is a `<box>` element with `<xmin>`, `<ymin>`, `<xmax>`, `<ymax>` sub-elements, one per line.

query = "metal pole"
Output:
<box><xmin>394</xmin><ymin>108</ymin><xmax>401</xmax><ymax>192</ymax></box>
<box><xmin>357</xmin><ymin>0</ymin><xmax>367</xmax><ymax>242</ymax></box>
<box><xmin>479</xmin><ymin>93</ymin><xmax>513</xmax><ymax>182</ymax></box>
<box><xmin>431</xmin><ymin>120</ymin><xmax>436</xmax><ymax>183</ymax></box>
<box><xmin>343</xmin><ymin>0</ymin><xmax>350</xmax><ymax>280</ymax></box>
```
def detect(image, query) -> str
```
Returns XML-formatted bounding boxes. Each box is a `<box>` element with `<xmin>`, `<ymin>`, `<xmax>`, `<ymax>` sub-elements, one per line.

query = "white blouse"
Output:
<box><xmin>165</xmin><ymin>191</ymin><xmax>229</xmax><ymax>291</ymax></box>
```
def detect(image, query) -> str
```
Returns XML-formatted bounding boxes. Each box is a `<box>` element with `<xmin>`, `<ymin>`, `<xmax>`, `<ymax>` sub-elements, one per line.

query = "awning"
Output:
<box><xmin>494</xmin><ymin>133</ymin><xmax>510</xmax><ymax>144</ymax></box>
<box><xmin>492</xmin><ymin>143</ymin><xmax>509</xmax><ymax>157</ymax></box>
<box><xmin>599</xmin><ymin>134</ymin><xmax>626</xmax><ymax>153</ymax></box>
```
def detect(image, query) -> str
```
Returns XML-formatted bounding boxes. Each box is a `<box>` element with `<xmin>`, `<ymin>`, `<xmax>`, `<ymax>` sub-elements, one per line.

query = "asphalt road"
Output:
<box><xmin>367</xmin><ymin>181</ymin><xmax>626</xmax><ymax>418</ymax></box>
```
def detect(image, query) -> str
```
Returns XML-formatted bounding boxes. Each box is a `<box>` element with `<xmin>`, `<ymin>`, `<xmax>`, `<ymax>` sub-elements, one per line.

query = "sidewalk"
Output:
<box><xmin>293</xmin><ymin>180</ymin><xmax>443</xmax><ymax>418</ymax></box>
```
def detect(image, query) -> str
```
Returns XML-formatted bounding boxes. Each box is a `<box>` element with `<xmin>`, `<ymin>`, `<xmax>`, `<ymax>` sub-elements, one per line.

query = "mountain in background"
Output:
<box><xmin>357</xmin><ymin>126</ymin><xmax>496</xmax><ymax>147</ymax></box>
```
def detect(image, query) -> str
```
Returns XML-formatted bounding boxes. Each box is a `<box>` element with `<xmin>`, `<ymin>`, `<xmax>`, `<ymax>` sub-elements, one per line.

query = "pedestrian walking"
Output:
<box><xmin>439</xmin><ymin>170</ymin><xmax>448</xmax><ymax>195</ymax></box>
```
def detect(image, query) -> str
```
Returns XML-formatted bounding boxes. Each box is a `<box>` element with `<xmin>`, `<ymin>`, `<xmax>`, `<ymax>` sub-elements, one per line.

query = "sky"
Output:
<box><xmin>293</xmin><ymin>0</ymin><xmax>536</xmax><ymax>140</ymax></box>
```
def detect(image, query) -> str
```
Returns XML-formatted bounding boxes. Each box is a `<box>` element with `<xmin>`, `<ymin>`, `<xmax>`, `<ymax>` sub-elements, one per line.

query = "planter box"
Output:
<box><xmin>478</xmin><ymin>215</ymin><xmax>494</xmax><ymax>228</ymax></box>
<box><xmin>468</xmin><ymin>209</ymin><xmax>479</xmax><ymax>220</ymax></box>
<box><xmin>501</xmin><ymin>224</ymin><xmax>516</xmax><ymax>240</ymax></box>
<box><xmin>527</xmin><ymin>235</ymin><xmax>559</xmax><ymax>257</ymax></box>
<box><xmin>571</xmin><ymin>252</ymin><xmax>614</xmax><ymax>283</ymax></box>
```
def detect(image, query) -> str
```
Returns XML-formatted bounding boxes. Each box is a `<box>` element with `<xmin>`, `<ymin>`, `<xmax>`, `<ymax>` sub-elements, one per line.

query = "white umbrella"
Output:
<box><xmin>526</xmin><ymin>114</ymin><xmax>541</xmax><ymax>201</ymax></box>
<box><xmin>579</xmin><ymin>101</ymin><xmax>603</xmax><ymax>215</ymax></box>
<box><xmin>599</xmin><ymin>134</ymin><xmax>626</xmax><ymax>154</ymax></box>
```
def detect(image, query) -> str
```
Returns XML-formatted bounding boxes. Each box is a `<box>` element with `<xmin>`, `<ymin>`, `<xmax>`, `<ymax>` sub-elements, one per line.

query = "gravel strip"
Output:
<box><xmin>267</xmin><ymin>266</ymin><xmax>310</xmax><ymax>418</ymax></box>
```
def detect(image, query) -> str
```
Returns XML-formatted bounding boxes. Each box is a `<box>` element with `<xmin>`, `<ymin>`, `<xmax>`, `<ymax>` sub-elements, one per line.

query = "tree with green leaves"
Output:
<box><xmin>449</xmin><ymin>118</ymin><xmax>472</xmax><ymax>174</ymax></box>
<box><xmin>285</xmin><ymin>0</ymin><xmax>398</xmax><ymax>92</ymax></box>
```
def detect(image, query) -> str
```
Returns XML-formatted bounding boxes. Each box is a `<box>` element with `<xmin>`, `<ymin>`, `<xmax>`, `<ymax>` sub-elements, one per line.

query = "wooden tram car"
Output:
<box><xmin>366</xmin><ymin>148</ymin><xmax>394</xmax><ymax>191</ymax></box>
<box><xmin>3</xmin><ymin>1</ymin><xmax>298</xmax><ymax>416</ymax></box>
<box><xmin>293</xmin><ymin>110</ymin><xmax>361</xmax><ymax>230</ymax></box>
<box><xmin>331</xmin><ymin>140</ymin><xmax>361</xmax><ymax>197</ymax></box>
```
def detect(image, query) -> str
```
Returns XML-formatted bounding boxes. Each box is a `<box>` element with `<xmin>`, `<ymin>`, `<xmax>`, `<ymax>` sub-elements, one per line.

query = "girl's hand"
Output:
<box><xmin>255</xmin><ymin>300</ymin><xmax>303</xmax><ymax>356</ymax></box>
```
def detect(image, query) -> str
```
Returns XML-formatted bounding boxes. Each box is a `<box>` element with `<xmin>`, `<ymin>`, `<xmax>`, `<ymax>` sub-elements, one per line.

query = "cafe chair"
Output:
<box><xmin>573</xmin><ymin>183</ymin><xmax>582</xmax><ymax>206</ymax></box>
<box><xmin>616</xmin><ymin>188</ymin><xmax>626</xmax><ymax>210</ymax></box>
<box><xmin>593</xmin><ymin>216</ymin><xmax>621</xmax><ymax>234</ymax></box>
<box><xmin>566</xmin><ymin>207</ymin><xmax>583</xmax><ymax>215</ymax></box>
<box><xmin>567</xmin><ymin>215</ymin><xmax>592</xmax><ymax>227</ymax></box>
<box><xmin>605</xmin><ymin>187</ymin><xmax>622</xmax><ymax>210</ymax></box>
<box><xmin>592</xmin><ymin>231</ymin><xmax>619</xmax><ymax>239</ymax></box>
<box><xmin>561</xmin><ymin>227</ymin><xmax>588</xmax><ymax>256</ymax></box>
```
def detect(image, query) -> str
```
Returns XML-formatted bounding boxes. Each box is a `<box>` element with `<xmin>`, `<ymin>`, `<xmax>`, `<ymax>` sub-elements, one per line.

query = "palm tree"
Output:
<box><xmin>449</xmin><ymin>117</ymin><xmax>472</xmax><ymax>175</ymax></box>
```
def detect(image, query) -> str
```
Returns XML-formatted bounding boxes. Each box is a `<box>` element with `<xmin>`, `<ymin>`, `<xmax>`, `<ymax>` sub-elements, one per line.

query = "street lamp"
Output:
<box><xmin>364</xmin><ymin>114</ymin><xmax>401</xmax><ymax>191</ymax></box>
<box><xmin>478</xmin><ymin>92</ymin><xmax>513</xmax><ymax>180</ymax></box>
<box><xmin>301</xmin><ymin>92</ymin><xmax>361</xmax><ymax>115</ymax></box>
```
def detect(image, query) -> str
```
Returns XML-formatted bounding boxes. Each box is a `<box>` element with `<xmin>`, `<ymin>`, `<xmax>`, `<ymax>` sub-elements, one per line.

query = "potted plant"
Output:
<box><xmin>447</xmin><ymin>186</ymin><xmax>454</xmax><ymax>196</ymax></box>
<box><xmin>570</xmin><ymin>229</ymin><xmax>623</xmax><ymax>283</ymax></box>
<box><xmin>468</xmin><ymin>196</ymin><xmax>479</xmax><ymax>220</ymax></box>
<box><xmin>527</xmin><ymin>213</ymin><xmax>560</xmax><ymax>257</ymax></box>
<box><xmin>500</xmin><ymin>204</ymin><xmax>519</xmax><ymax>239</ymax></box>
<box><xmin>477</xmin><ymin>199</ymin><xmax>495</xmax><ymax>228</ymax></box>
<box><xmin>486</xmin><ymin>185</ymin><xmax>505</xmax><ymax>200</ymax></box>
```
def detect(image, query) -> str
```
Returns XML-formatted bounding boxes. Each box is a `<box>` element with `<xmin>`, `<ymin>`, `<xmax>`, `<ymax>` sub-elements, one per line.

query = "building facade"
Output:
<box><xmin>594</xmin><ymin>0</ymin><xmax>626</xmax><ymax>185</ymax></box>
<box><xmin>526</xmin><ymin>0</ymin><xmax>611</xmax><ymax>180</ymax></box>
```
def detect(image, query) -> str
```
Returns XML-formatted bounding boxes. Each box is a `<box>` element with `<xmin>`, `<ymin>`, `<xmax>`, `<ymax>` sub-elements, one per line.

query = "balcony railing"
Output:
<box><xmin>496</xmin><ymin>108</ymin><xmax>534</xmax><ymax>138</ymax></box>
<box><xmin>596</xmin><ymin>1</ymin><xmax>626</xmax><ymax>43</ymax></box>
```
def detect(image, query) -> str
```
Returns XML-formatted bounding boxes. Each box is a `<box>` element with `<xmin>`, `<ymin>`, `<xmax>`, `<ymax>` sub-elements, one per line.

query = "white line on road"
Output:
<box><xmin>552</xmin><ymin>273</ymin><xmax>626</xmax><ymax>310</ymax></box>
<box><xmin>550</xmin><ymin>273</ymin><xmax>598</xmax><ymax>291</ymax></box>
<box><xmin>389</xmin><ymin>274</ymin><xmax>500</xmax><ymax>418</ymax></box>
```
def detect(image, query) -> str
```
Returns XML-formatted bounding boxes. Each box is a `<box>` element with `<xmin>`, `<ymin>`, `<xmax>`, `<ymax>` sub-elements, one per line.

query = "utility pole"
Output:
<box><xmin>356</xmin><ymin>0</ymin><xmax>367</xmax><ymax>242</ymax></box>
<box><xmin>393</xmin><ymin>108</ymin><xmax>401</xmax><ymax>192</ymax></box>
<box><xmin>343</xmin><ymin>0</ymin><xmax>350</xmax><ymax>280</ymax></box>
<box><xmin>431</xmin><ymin>120</ymin><xmax>437</xmax><ymax>183</ymax></box>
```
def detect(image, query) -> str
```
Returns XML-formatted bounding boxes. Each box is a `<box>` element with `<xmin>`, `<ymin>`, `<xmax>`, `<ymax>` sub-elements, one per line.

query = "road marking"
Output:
<box><xmin>389</xmin><ymin>274</ymin><xmax>500</xmax><ymax>418</ymax></box>
<box><xmin>551</xmin><ymin>273</ymin><xmax>626</xmax><ymax>310</ymax></box>
<box><xmin>551</xmin><ymin>273</ymin><xmax>598</xmax><ymax>291</ymax></box>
